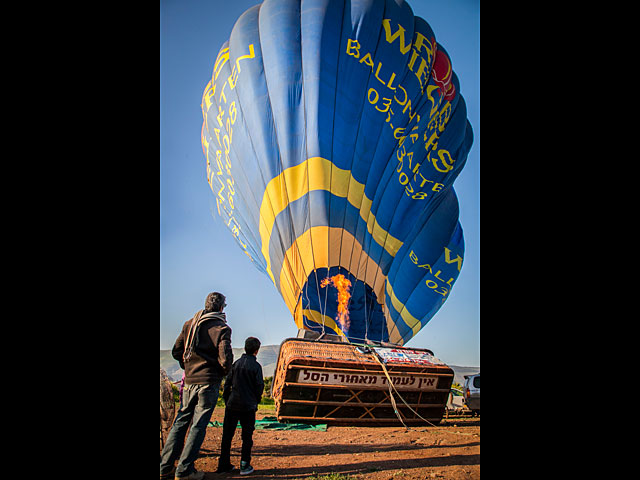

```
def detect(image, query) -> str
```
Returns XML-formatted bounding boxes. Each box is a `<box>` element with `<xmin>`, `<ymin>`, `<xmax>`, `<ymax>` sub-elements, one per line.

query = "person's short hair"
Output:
<box><xmin>245</xmin><ymin>336</ymin><xmax>261</xmax><ymax>355</ymax></box>
<box><xmin>204</xmin><ymin>292</ymin><xmax>226</xmax><ymax>313</ymax></box>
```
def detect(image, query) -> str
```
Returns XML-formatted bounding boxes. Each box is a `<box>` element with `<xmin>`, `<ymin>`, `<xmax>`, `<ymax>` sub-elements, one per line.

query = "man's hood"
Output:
<box><xmin>183</xmin><ymin>310</ymin><xmax>227</xmax><ymax>362</ymax></box>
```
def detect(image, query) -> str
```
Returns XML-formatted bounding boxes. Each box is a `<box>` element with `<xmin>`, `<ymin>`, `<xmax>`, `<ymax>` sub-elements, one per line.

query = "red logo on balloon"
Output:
<box><xmin>432</xmin><ymin>49</ymin><xmax>456</xmax><ymax>101</ymax></box>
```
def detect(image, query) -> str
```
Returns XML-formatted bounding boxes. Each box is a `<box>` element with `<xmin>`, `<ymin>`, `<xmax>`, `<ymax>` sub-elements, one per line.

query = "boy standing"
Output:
<box><xmin>216</xmin><ymin>337</ymin><xmax>264</xmax><ymax>476</ymax></box>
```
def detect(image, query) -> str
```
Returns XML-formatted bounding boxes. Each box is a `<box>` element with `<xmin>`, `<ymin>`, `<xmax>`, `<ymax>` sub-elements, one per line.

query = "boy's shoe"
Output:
<box><xmin>215</xmin><ymin>464</ymin><xmax>237</xmax><ymax>474</ymax></box>
<box><xmin>240</xmin><ymin>461</ymin><xmax>254</xmax><ymax>476</ymax></box>
<box><xmin>175</xmin><ymin>470</ymin><xmax>204</xmax><ymax>480</ymax></box>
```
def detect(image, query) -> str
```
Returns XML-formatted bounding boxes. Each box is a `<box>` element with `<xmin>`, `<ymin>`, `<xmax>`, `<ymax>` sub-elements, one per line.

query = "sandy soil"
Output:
<box><xmin>164</xmin><ymin>407</ymin><xmax>479</xmax><ymax>479</ymax></box>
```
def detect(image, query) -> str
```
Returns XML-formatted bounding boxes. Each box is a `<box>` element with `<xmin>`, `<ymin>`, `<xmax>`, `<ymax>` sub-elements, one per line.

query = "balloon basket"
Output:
<box><xmin>271</xmin><ymin>337</ymin><xmax>454</xmax><ymax>426</ymax></box>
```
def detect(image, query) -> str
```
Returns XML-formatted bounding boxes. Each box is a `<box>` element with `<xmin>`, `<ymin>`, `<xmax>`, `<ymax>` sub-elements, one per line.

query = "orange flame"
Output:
<box><xmin>320</xmin><ymin>274</ymin><xmax>352</xmax><ymax>332</ymax></box>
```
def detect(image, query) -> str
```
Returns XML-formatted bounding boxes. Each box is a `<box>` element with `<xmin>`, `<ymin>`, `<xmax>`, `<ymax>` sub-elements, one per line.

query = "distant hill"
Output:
<box><xmin>160</xmin><ymin>349</ymin><xmax>184</xmax><ymax>381</ymax></box>
<box><xmin>448</xmin><ymin>365</ymin><xmax>480</xmax><ymax>387</ymax></box>
<box><xmin>160</xmin><ymin>344</ymin><xmax>280</xmax><ymax>381</ymax></box>
<box><xmin>160</xmin><ymin>345</ymin><xmax>477</xmax><ymax>384</ymax></box>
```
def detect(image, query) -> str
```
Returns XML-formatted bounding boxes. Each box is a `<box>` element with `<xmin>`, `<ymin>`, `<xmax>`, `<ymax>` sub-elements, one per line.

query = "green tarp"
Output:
<box><xmin>208</xmin><ymin>416</ymin><xmax>327</xmax><ymax>431</ymax></box>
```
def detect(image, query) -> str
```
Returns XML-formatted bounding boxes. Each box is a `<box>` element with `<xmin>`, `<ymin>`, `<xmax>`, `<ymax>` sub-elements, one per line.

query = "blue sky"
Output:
<box><xmin>160</xmin><ymin>0</ymin><xmax>479</xmax><ymax>366</ymax></box>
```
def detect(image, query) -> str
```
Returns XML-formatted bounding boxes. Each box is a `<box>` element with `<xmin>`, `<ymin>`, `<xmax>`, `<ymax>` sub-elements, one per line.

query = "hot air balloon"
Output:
<box><xmin>201</xmin><ymin>0</ymin><xmax>472</xmax><ymax>348</ymax></box>
<box><xmin>201</xmin><ymin>0</ymin><xmax>473</xmax><ymax>426</ymax></box>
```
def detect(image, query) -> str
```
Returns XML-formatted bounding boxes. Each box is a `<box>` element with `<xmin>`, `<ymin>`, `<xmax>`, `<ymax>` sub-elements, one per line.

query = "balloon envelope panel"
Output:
<box><xmin>201</xmin><ymin>0</ymin><xmax>473</xmax><ymax>345</ymax></box>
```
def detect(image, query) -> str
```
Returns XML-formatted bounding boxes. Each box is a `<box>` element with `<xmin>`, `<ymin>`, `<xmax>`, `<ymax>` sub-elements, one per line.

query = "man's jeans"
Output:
<box><xmin>160</xmin><ymin>381</ymin><xmax>221</xmax><ymax>477</ymax></box>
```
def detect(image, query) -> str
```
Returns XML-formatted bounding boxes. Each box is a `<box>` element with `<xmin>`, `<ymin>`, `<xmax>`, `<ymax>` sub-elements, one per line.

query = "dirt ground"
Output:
<box><xmin>167</xmin><ymin>407</ymin><xmax>480</xmax><ymax>479</ymax></box>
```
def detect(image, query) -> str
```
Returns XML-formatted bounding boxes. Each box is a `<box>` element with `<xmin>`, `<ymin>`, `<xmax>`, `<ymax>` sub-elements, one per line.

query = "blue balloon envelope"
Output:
<box><xmin>201</xmin><ymin>0</ymin><xmax>473</xmax><ymax>345</ymax></box>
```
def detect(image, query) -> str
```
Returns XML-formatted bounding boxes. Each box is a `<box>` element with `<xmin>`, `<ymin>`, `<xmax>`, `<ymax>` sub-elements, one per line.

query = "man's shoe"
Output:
<box><xmin>215</xmin><ymin>464</ymin><xmax>236</xmax><ymax>474</ymax></box>
<box><xmin>160</xmin><ymin>466</ymin><xmax>175</xmax><ymax>479</ymax></box>
<box><xmin>240</xmin><ymin>461</ymin><xmax>254</xmax><ymax>476</ymax></box>
<box><xmin>175</xmin><ymin>470</ymin><xmax>204</xmax><ymax>480</ymax></box>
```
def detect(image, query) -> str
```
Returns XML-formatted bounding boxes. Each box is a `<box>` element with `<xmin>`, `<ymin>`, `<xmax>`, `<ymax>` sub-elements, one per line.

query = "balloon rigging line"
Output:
<box><xmin>341</xmin><ymin>9</ymin><xmax>389</xmax><ymax>343</ymax></box>
<box><xmin>258</xmin><ymin>17</ymin><xmax>313</xmax><ymax>320</ymax></box>
<box><xmin>209</xmin><ymin>38</ymin><xmax>304</xmax><ymax>313</ymax></box>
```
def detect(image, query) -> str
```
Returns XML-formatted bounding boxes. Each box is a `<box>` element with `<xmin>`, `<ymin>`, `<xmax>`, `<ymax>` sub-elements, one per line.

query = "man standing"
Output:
<box><xmin>160</xmin><ymin>292</ymin><xmax>233</xmax><ymax>480</ymax></box>
<box><xmin>217</xmin><ymin>337</ymin><xmax>264</xmax><ymax>476</ymax></box>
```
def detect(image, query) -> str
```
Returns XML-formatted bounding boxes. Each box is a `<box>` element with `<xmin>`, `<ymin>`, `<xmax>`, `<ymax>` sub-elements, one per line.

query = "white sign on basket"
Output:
<box><xmin>296</xmin><ymin>369</ymin><xmax>439</xmax><ymax>390</ymax></box>
<box><xmin>373</xmin><ymin>347</ymin><xmax>445</xmax><ymax>366</ymax></box>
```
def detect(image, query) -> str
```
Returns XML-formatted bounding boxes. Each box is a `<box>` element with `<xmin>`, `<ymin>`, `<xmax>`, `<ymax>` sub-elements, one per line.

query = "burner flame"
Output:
<box><xmin>320</xmin><ymin>274</ymin><xmax>352</xmax><ymax>332</ymax></box>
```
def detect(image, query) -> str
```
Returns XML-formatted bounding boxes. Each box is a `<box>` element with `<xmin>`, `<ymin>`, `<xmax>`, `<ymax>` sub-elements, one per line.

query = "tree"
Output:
<box><xmin>263</xmin><ymin>376</ymin><xmax>273</xmax><ymax>398</ymax></box>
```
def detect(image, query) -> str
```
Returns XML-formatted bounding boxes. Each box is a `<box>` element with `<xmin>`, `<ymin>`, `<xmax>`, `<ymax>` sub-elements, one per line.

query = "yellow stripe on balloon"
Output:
<box><xmin>278</xmin><ymin>226</ymin><xmax>387</xmax><ymax>315</ymax></box>
<box><xmin>258</xmin><ymin>157</ymin><xmax>403</xmax><ymax>285</ymax></box>
<box><xmin>301</xmin><ymin>309</ymin><xmax>347</xmax><ymax>338</ymax></box>
<box><xmin>385</xmin><ymin>279</ymin><xmax>420</xmax><ymax>344</ymax></box>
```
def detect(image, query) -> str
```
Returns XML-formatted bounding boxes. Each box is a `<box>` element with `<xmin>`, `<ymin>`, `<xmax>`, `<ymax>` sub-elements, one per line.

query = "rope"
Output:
<box><xmin>372</xmin><ymin>352</ymin><xmax>437</xmax><ymax>429</ymax></box>
<box><xmin>372</xmin><ymin>352</ymin><xmax>478</xmax><ymax>436</ymax></box>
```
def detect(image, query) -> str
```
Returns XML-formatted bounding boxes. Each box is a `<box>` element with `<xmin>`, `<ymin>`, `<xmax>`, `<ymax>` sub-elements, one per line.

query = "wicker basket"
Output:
<box><xmin>271</xmin><ymin>338</ymin><xmax>454</xmax><ymax>426</ymax></box>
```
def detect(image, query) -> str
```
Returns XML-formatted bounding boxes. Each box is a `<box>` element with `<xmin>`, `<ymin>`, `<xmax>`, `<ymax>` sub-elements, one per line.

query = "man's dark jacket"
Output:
<box><xmin>223</xmin><ymin>353</ymin><xmax>264</xmax><ymax>411</ymax></box>
<box><xmin>172</xmin><ymin>311</ymin><xmax>233</xmax><ymax>385</ymax></box>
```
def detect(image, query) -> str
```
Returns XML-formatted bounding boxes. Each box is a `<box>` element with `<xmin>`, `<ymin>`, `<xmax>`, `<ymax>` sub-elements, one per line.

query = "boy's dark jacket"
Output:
<box><xmin>223</xmin><ymin>353</ymin><xmax>264</xmax><ymax>411</ymax></box>
<box><xmin>172</xmin><ymin>311</ymin><xmax>233</xmax><ymax>385</ymax></box>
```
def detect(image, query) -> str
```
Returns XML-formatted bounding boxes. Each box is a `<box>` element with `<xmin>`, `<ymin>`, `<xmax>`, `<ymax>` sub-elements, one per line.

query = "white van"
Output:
<box><xmin>463</xmin><ymin>373</ymin><xmax>480</xmax><ymax>415</ymax></box>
